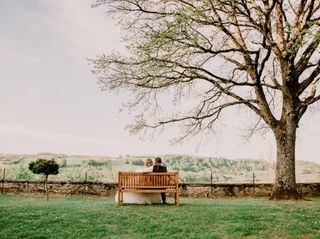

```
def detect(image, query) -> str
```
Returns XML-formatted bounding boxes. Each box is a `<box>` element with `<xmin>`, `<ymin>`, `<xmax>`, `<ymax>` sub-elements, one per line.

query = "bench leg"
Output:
<box><xmin>175</xmin><ymin>192</ymin><xmax>179</xmax><ymax>206</ymax></box>
<box><xmin>118</xmin><ymin>190</ymin><xmax>121</xmax><ymax>207</ymax></box>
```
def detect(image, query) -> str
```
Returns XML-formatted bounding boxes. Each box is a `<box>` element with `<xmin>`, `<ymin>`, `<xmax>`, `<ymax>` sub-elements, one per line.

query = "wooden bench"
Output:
<box><xmin>117</xmin><ymin>172</ymin><xmax>179</xmax><ymax>206</ymax></box>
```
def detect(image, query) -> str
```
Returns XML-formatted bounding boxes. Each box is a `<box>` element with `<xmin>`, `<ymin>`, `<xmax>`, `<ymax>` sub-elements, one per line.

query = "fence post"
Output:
<box><xmin>85</xmin><ymin>172</ymin><xmax>88</xmax><ymax>192</ymax></box>
<box><xmin>252</xmin><ymin>172</ymin><xmax>256</xmax><ymax>196</ymax></box>
<box><xmin>25</xmin><ymin>181</ymin><xmax>29</xmax><ymax>197</ymax></box>
<box><xmin>210</xmin><ymin>171</ymin><xmax>214</xmax><ymax>196</ymax></box>
<box><xmin>1</xmin><ymin>168</ymin><xmax>6</xmax><ymax>194</ymax></box>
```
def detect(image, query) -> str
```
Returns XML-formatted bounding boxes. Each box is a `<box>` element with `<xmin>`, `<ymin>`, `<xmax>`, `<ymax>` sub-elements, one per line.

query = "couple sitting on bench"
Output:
<box><xmin>115</xmin><ymin>157</ymin><xmax>168</xmax><ymax>204</ymax></box>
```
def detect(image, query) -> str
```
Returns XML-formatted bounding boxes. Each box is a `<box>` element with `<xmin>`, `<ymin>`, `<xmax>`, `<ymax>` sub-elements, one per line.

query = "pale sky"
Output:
<box><xmin>0</xmin><ymin>0</ymin><xmax>319</xmax><ymax>163</ymax></box>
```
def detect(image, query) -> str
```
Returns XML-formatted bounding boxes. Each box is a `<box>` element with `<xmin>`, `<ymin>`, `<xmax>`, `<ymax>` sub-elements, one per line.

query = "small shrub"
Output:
<box><xmin>86</xmin><ymin>172</ymin><xmax>103</xmax><ymax>181</ymax></box>
<box><xmin>29</xmin><ymin>159</ymin><xmax>59</xmax><ymax>200</ymax></box>
<box><xmin>201</xmin><ymin>162</ymin><xmax>209</xmax><ymax>168</ymax></box>
<box><xmin>87</xmin><ymin>159</ymin><xmax>112</xmax><ymax>168</ymax></box>
<box><xmin>16</xmin><ymin>166</ymin><xmax>35</xmax><ymax>180</ymax></box>
<box><xmin>87</xmin><ymin>159</ymin><xmax>99</xmax><ymax>167</ymax></box>
<box><xmin>131</xmin><ymin>159</ymin><xmax>144</xmax><ymax>166</ymax></box>
<box><xmin>12</xmin><ymin>158</ymin><xmax>24</xmax><ymax>165</ymax></box>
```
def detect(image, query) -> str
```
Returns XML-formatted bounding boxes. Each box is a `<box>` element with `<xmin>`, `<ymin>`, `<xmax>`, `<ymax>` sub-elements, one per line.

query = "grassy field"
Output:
<box><xmin>1</xmin><ymin>195</ymin><xmax>320</xmax><ymax>239</ymax></box>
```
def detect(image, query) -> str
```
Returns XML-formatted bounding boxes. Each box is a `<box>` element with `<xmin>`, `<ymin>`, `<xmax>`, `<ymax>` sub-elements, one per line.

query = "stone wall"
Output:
<box><xmin>1</xmin><ymin>180</ymin><xmax>320</xmax><ymax>198</ymax></box>
<box><xmin>0</xmin><ymin>180</ymin><xmax>118</xmax><ymax>197</ymax></box>
<box><xmin>179</xmin><ymin>183</ymin><xmax>320</xmax><ymax>198</ymax></box>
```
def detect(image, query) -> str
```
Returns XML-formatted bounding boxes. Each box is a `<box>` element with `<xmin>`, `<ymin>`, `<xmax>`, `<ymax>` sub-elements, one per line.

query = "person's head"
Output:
<box><xmin>145</xmin><ymin>158</ymin><xmax>153</xmax><ymax>167</ymax></box>
<box><xmin>155</xmin><ymin>157</ymin><xmax>162</xmax><ymax>164</ymax></box>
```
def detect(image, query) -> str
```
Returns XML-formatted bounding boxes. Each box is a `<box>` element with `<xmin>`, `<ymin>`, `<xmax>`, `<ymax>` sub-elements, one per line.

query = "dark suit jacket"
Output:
<box><xmin>153</xmin><ymin>164</ymin><xmax>167</xmax><ymax>172</ymax></box>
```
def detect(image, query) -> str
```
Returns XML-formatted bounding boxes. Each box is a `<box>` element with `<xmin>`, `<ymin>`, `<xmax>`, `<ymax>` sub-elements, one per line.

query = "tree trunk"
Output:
<box><xmin>270</xmin><ymin>116</ymin><xmax>301</xmax><ymax>200</ymax></box>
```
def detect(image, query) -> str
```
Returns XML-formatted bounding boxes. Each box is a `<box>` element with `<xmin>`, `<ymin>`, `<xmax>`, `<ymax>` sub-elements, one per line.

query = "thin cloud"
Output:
<box><xmin>0</xmin><ymin>124</ymin><xmax>117</xmax><ymax>146</ymax></box>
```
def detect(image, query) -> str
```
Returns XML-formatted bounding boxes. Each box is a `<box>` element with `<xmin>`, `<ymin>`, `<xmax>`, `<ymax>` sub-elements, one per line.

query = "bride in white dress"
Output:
<box><xmin>114</xmin><ymin>159</ymin><xmax>162</xmax><ymax>204</ymax></box>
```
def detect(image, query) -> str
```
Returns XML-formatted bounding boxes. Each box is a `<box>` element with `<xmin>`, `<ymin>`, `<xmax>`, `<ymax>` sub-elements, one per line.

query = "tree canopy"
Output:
<box><xmin>29</xmin><ymin>159</ymin><xmax>59</xmax><ymax>176</ymax></box>
<box><xmin>92</xmin><ymin>0</ymin><xmax>320</xmax><ymax>199</ymax></box>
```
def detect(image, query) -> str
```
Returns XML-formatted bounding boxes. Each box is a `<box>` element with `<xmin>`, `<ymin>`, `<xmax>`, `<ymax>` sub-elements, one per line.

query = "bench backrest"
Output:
<box><xmin>118</xmin><ymin>172</ymin><xmax>178</xmax><ymax>190</ymax></box>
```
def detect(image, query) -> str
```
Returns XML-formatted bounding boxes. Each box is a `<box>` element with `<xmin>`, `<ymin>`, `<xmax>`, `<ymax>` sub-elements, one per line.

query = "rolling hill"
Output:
<box><xmin>0</xmin><ymin>153</ymin><xmax>319</xmax><ymax>183</ymax></box>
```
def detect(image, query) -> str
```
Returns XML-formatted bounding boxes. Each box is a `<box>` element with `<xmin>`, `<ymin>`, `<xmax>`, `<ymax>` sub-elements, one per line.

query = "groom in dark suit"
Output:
<box><xmin>153</xmin><ymin>157</ymin><xmax>167</xmax><ymax>204</ymax></box>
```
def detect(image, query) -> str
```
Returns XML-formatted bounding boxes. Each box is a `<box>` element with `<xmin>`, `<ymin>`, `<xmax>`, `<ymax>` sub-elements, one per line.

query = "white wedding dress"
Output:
<box><xmin>115</xmin><ymin>166</ymin><xmax>162</xmax><ymax>204</ymax></box>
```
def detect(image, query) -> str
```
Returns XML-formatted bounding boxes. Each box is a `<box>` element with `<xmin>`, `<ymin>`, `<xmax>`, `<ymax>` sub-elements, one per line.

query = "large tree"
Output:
<box><xmin>91</xmin><ymin>0</ymin><xmax>320</xmax><ymax>199</ymax></box>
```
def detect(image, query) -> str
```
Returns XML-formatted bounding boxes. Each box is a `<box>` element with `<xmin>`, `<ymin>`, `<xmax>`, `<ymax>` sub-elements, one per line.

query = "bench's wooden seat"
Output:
<box><xmin>117</xmin><ymin>172</ymin><xmax>179</xmax><ymax>206</ymax></box>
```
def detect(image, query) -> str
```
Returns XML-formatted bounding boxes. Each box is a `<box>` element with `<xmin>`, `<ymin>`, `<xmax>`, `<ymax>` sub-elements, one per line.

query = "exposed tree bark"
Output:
<box><xmin>271</xmin><ymin>118</ymin><xmax>300</xmax><ymax>199</ymax></box>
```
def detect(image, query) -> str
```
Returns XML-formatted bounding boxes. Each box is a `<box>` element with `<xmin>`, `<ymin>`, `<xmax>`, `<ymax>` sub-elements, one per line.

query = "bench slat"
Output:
<box><xmin>121</xmin><ymin>189</ymin><xmax>178</xmax><ymax>193</ymax></box>
<box><xmin>121</xmin><ymin>186</ymin><xmax>177</xmax><ymax>188</ymax></box>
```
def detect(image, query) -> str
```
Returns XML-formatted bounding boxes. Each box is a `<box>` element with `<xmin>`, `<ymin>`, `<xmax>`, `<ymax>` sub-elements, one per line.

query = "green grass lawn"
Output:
<box><xmin>1</xmin><ymin>195</ymin><xmax>320</xmax><ymax>239</ymax></box>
